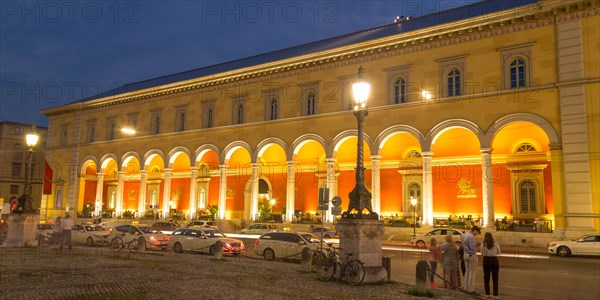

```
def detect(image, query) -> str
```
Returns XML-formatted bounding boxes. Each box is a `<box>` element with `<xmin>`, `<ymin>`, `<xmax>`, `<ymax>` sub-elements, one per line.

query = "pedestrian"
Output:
<box><xmin>458</xmin><ymin>243</ymin><xmax>466</xmax><ymax>277</ymax></box>
<box><xmin>61</xmin><ymin>213</ymin><xmax>74</xmax><ymax>251</ymax></box>
<box><xmin>482</xmin><ymin>232</ymin><xmax>501</xmax><ymax>299</ymax></box>
<box><xmin>461</xmin><ymin>225</ymin><xmax>481</xmax><ymax>295</ymax></box>
<box><xmin>441</xmin><ymin>234</ymin><xmax>459</xmax><ymax>289</ymax></box>
<box><xmin>53</xmin><ymin>216</ymin><xmax>63</xmax><ymax>250</ymax></box>
<box><xmin>428</xmin><ymin>238</ymin><xmax>441</xmax><ymax>287</ymax></box>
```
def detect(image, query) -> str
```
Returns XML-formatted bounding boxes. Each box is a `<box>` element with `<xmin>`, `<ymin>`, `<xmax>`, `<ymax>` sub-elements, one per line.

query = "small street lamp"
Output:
<box><xmin>18</xmin><ymin>127</ymin><xmax>39</xmax><ymax>212</ymax></box>
<box><xmin>344</xmin><ymin>66</ymin><xmax>377</xmax><ymax>219</ymax></box>
<box><xmin>410</xmin><ymin>196</ymin><xmax>417</xmax><ymax>236</ymax></box>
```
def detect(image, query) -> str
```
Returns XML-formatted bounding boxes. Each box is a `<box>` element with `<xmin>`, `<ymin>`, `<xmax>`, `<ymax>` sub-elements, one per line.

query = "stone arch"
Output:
<box><xmin>374</xmin><ymin>125</ymin><xmax>427</xmax><ymax>155</ymax></box>
<box><xmin>290</xmin><ymin>134</ymin><xmax>327</xmax><ymax>160</ymax></box>
<box><xmin>121</xmin><ymin>151</ymin><xmax>141</xmax><ymax>168</ymax></box>
<box><xmin>222</xmin><ymin>141</ymin><xmax>252</xmax><ymax>164</ymax></box>
<box><xmin>121</xmin><ymin>151</ymin><xmax>142</xmax><ymax>177</ymax></box>
<box><xmin>80</xmin><ymin>156</ymin><xmax>99</xmax><ymax>176</ymax></box>
<box><xmin>484</xmin><ymin>113</ymin><xmax>560</xmax><ymax>148</ymax></box>
<box><xmin>99</xmin><ymin>154</ymin><xmax>119</xmax><ymax>171</ymax></box>
<box><xmin>255</xmin><ymin>137</ymin><xmax>288</xmax><ymax>161</ymax></box>
<box><xmin>426</xmin><ymin>119</ymin><xmax>484</xmax><ymax>151</ymax></box>
<box><xmin>168</xmin><ymin>146</ymin><xmax>193</xmax><ymax>168</ymax></box>
<box><xmin>195</xmin><ymin>144</ymin><xmax>221</xmax><ymax>166</ymax></box>
<box><xmin>143</xmin><ymin>149</ymin><xmax>167</xmax><ymax>170</ymax></box>
<box><xmin>330</xmin><ymin>129</ymin><xmax>374</xmax><ymax>158</ymax></box>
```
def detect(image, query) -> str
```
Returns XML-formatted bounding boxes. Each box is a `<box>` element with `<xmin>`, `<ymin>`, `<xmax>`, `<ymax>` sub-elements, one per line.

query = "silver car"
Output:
<box><xmin>410</xmin><ymin>228</ymin><xmax>464</xmax><ymax>248</ymax></box>
<box><xmin>548</xmin><ymin>234</ymin><xmax>600</xmax><ymax>257</ymax></box>
<box><xmin>169</xmin><ymin>228</ymin><xmax>245</xmax><ymax>255</ymax></box>
<box><xmin>72</xmin><ymin>224</ymin><xmax>110</xmax><ymax>246</ymax></box>
<box><xmin>109</xmin><ymin>224</ymin><xmax>169</xmax><ymax>250</ymax></box>
<box><xmin>240</xmin><ymin>223</ymin><xmax>278</xmax><ymax>235</ymax></box>
<box><xmin>253</xmin><ymin>231</ymin><xmax>327</xmax><ymax>261</ymax></box>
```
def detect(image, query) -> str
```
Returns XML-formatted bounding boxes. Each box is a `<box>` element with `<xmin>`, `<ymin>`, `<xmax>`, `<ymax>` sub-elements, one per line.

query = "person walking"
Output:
<box><xmin>482</xmin><ymin>232</ymin><xmax>501</xmax><ymax>299</ymax></box>
<box><xmin>428</xmin><ymin>238</ymin><xmax>441</xmax><ymax>287</ymax></box>
<box><xmin>441</xmin><ymin>234</ymin><xmax>459</xmax><ymax>289</ymax></box>
<box><xmin>61</xmin><ymin>213</ymin><xmax>74</xmax><ymax>251</ymax></box>
<box><xmin>461</xmin><ymin>225</ymin><xmax>481</xmax><ymax>295</ymax></box>
<box><xmin>53</xmin><ymin>216</ymin><xmax>63</xmax><ymax>250</ymax></box>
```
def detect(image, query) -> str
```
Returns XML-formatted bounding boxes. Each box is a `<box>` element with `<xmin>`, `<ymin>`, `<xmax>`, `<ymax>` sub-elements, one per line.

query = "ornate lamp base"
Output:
<box><xmin>1</xmin><ymin>214</ymin><xmax>40</xmax><ymax>247</ymax></box>
<box><xmin>335</xmin><ymin>218</ymin><xmax>388</xmax><ymax>284</ymax></box>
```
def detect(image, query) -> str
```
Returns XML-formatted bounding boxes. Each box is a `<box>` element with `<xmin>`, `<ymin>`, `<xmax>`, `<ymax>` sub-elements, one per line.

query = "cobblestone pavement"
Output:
<box><xmin>0</xmin><ymin>246</ymin><xmax>479</xmax><ymax>300</ymax></box>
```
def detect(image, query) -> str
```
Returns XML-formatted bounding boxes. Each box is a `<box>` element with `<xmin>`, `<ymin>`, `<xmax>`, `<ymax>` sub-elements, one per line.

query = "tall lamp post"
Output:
<box><xmin>21</xmin><ymin>127</ymin><xmax>39</xmax><ymax>212</ymax></box>
<box><xmin>344</xmin><ymin>66</ymin><xmax>377</xmax><ymax>219</ymax></box>
<box><xmin>411</xmin><ymin>196</ymin><xmax>417</xmax><ymax>236</ymax></box>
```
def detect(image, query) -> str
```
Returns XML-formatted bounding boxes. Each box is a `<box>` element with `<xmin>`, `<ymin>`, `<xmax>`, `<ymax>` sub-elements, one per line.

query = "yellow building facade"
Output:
<box><xmin>41</xmin><ymin>0</ymin><xmax>599</xmax><ymax>235</ymax></box>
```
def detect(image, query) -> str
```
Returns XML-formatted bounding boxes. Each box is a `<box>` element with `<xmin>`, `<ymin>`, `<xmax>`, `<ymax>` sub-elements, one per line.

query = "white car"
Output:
<box><xmin>410</xmin><ymin>228</ymin><xmax>464</xmax><ymax>248</ymax></box>
<box><xmin>186</xmin><ymin>220</ymin><xmax>218</xmax><ymax>230</ymax></box>
<box><xmin>547</xmin><ymin>234</ymin><xmax>600</xmax><ymax>257</ymax></box>
<box><xmin>109</xmin><ymin>224</ymin><xmax>169</xmax><ymax>250</ymax></box>
<box><xmin>310</xmin><ymin>226</ymin><xmax>338</xmax><ymax>238</ymax></box>
<box><xmin>240</xmin><ymin>223</ymin><xmax>278</xmax><ymax>235</ymax></box>
<box><xmin>253</xmin><ymin>231</ymin><xmax>327</xmax><ymax>261</ymax></box>
<box><xmin>169</xmin><ymin>228</ymin><xmax>245</xmax><ymax>255</ymax></box>
<box><xmin>72</xmin><ymin>224</ymin><xmax>111</xmax><ymax>246</ymax></box>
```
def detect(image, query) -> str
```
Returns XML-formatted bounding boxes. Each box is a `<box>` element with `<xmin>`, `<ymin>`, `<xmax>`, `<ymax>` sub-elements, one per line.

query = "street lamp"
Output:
<box><xmin>410</xmin><ymin>196</ymin><xmax>417</xmax><ymax>236</ymax></box>
<box><xmin>344</xmin><ymin>66</ymin><xmax>377</xmax><ymax>219</ymax></box>
<box><xmin>18</xmin><ymin>127</ymin><xmax>39</xmax><ymax>212</ymax></box>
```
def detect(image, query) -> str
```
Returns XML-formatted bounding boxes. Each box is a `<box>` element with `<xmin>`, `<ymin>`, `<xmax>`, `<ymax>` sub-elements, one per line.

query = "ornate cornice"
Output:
<box><xmin>43</xmin><ymin>0</ymin><xmax>599</xmax><ymax>116</ymax></box>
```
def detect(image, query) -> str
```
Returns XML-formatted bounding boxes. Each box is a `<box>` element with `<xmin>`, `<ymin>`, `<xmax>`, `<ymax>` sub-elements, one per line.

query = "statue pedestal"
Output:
<box><xmin>336</xmin><ymin>218</ymin><xmax>387</xmax><ymax>283</ymax></box>
<box><xmin>1</xmin><ymin>214</ymin><xmax>39</xmax><ymax>247</ymax></box>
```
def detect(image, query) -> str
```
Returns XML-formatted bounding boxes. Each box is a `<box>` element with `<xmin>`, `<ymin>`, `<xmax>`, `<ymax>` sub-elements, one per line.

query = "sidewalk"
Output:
<box><xmin>0</xmin><ymin>247</ymin><xmax>479</xmax><ymax>300</ymax></box>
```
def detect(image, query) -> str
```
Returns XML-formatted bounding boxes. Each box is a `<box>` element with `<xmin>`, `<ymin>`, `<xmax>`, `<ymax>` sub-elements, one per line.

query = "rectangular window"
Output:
<box><xmin>60</xmin><ymin>127</ymin><xmax>68</xmax><ymax>146</ymax></box>
<box><xmin>87</xmin><ymin>124</ymin><xmax>95</xmax><ymax>143</ymax></box>
<box><xmin>12</xmin><ymin>163</ymin><xmax>22</xmax><ymax>177</ymax></box>
<box><xmin>106</xmin><ymin>118</ymin><xmax>116</xmax><ymax>140</ymax></box>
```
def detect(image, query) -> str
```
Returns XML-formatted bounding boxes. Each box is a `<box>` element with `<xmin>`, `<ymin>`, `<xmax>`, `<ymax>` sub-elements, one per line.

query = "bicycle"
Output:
<box><xmin>316</xmin><ymin>246</ymin><xmax>365</xmax><ymax>286</ymax></box>
<box><xmin>110</xmin><ymin>233</ymin><xmax>144</xmax><ymax>254</ymax></box>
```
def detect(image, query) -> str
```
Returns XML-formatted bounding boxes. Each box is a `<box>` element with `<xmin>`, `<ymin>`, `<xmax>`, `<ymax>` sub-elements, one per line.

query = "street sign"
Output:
<box><xmin>331</xmin><ymin>196</ymin><xmax>342</xmax><ymax>207</ymax></box>
<box><xmin>331</xmin><ymin>207</ymin><xmax>342</xmax><ymax>215</ymax></box>
<box><xmin>318</xmin><ymin>188</ymin><xmax>329</xmax><ymax>211</ymax></box>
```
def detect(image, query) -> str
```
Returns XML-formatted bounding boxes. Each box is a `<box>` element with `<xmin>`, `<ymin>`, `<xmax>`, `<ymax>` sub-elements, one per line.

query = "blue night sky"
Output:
<box><xmin>0</xmin><ymin>0</ymin><xmax>477</xmax><ymax>127</ymax></box>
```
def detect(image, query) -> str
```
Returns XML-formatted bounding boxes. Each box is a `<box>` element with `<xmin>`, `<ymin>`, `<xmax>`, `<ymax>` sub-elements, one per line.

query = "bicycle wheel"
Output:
<box><xmin>110</xmin><ymin>237</ymin><xmax>124</xmax><ymax>252</ymax></box>
<box><xmin>38</xmin><ymin>235</ymin><xmax>50</xmax><ymax>247</ymax></box>
<box><xmin>343</xmin><ymin>259</ymin><xmax>365</xmax><ymax>286</ymax></box>
<box><xmin>316</xmin><ymin>257</ymin><xmax>336</xmax><ymax>282</ymax></box>
<box><xmin>127</xmin><ymin>238</ymin><xmax>138</xmax><ymax>253</ymax></box>
<box><xmin>312</xmin><ymin>250</ymin><xmax>327</xmax><ymax>269</ymax></box>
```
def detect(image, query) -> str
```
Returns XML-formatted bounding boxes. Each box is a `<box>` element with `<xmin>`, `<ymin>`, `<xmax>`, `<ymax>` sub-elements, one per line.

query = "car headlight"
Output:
<box><xmin>548</xmin><ymin>242</ymin><xmax>557</xmax><ymax>247</ymax></box>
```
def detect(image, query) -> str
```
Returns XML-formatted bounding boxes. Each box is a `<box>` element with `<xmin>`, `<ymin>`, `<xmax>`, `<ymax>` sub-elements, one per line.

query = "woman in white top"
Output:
<box><xmin>481</xmin><ymin>232</ymin><xmax>501</xmax><ymax>299</ymax></box>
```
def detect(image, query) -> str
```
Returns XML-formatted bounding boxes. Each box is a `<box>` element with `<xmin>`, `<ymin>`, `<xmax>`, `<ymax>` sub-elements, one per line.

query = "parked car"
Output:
<box><xmin>186</xmin><ymin>220</ymin><xmax>218</xmax><ymax>229</ymax></box>
<box><xmin>169</xmin><ymin>228</ymin><xmax>245</xmax><ymax>255</ymax></box>
<box><xmin>547</xmin><ymin>234</ymin><xmax>600</xmax><ymax>257</ymax></box>
<box><xmin>240</xmin><ymin>223</ymin><xmax>278</xmax><ymax>235</ymax></box>
<box><xmin>253</xmin><ymin>231</ymin><xmax>327</xmax><ymax>261</ymax></box>
<box><xmin>152</xmin><ymin>221</ymin><xmax>180</xmax><ymax>235</ymax></box>
<box><xmin>410</xmin><ymin>228</ymin><xmax>465</xmax><ymax>248</ymax></box>
<box><xmin>37</xmin><ymin>223</ymin><xmax>55</xmax><ymax>246</ymax></box>
<box><xmin>310</xmin><ymin>226</ymin><xmax>338</xmax><ymax>238</ymax></box>
<box><xmin>109</xmin><ymin>224</ymin><xmax>169</xmax><ymax>250</ymax></box>
<box><xmin>72</xmin><ymin>224</ymin><xmax>111</xmax><ymax>246</ymax></box>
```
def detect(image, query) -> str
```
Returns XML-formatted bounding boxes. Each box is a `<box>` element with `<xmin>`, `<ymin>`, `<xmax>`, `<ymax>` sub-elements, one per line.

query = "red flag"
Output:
<box><xmin>43</xmin><ymin>160</ymin><xmax>53</xmax><ymax>195</ymax></box>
